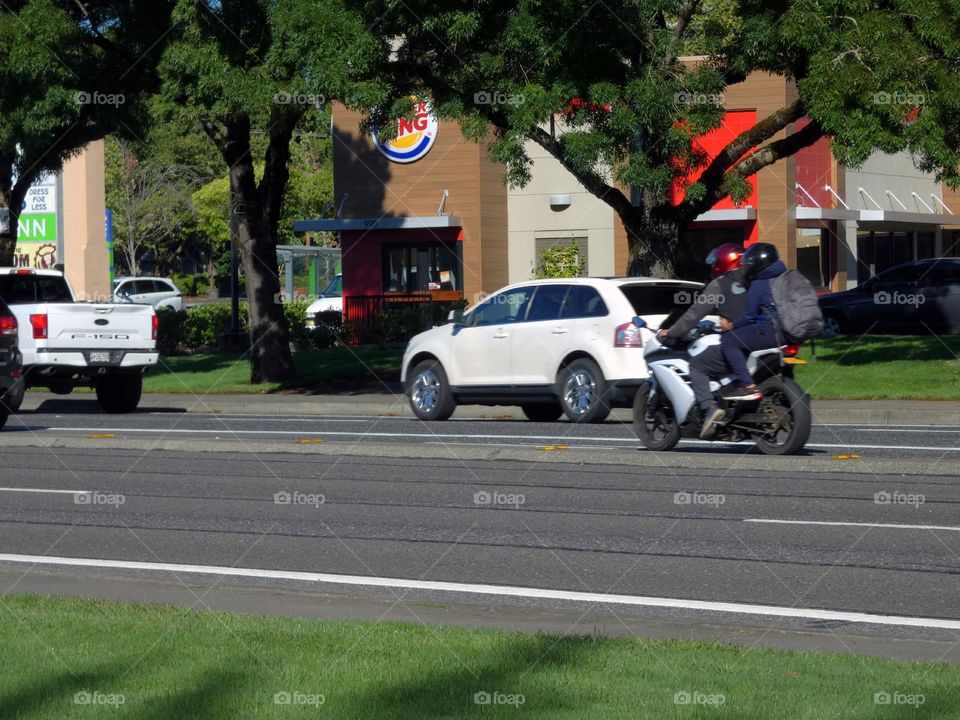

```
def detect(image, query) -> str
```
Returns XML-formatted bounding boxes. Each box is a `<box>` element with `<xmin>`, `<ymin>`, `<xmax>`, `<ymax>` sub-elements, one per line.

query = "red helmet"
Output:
<box><xmin>705</xmin><ymin>243</ymin><xmax>743</xmax><ymax>279</ymax></box>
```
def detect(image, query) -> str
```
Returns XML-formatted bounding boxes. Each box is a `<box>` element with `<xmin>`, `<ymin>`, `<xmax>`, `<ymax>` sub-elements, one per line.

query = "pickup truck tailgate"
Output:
<box><xmin>42</xmin><ymin>303</ymin><xmax>155</xmax><ymax>349</ymax></box>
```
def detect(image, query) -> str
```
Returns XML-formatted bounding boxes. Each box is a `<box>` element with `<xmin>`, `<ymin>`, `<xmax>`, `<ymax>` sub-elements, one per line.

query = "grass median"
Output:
<box><xmin>3</xmin><ymin>594</ymin><xmax>959</xmax><ymax>719</ymax></box>
<box><xmin>144</xmin><ymin>346</ymin><xmax>404</xmax><ymax>395</ymax></box>
<box><xmin>139</xmin><ymin>335</ymin><xmax>960</xmax><ymax>401</ymax></box>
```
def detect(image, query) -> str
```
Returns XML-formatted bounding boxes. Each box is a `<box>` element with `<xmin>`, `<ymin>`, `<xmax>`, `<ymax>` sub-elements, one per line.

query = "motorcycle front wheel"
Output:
<box><xmin>753</xmin><ymin>376</ymin><xmax>812</xmax><ymax>455</ymax></box>
<box><xmin>633</xmin><ymin>381</ymin><xmax>680</xmax><ymax>451</ymax></box>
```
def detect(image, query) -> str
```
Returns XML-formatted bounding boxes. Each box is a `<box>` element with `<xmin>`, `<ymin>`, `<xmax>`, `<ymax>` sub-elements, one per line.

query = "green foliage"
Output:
<box><xmin>535</xmin><ymin>241</ymin><xmax>585</xmax><ymax>279</ymax></box>
<box><xmin>170</xmin><ymin>273</ymin><xmax>211</xmax><ymax>297</ymax></box>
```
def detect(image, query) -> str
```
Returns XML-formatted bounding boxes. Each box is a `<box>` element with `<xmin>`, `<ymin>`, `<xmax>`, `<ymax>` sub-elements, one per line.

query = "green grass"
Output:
<box><xmin>144</xmin><ymin>346</ymin><xmax>403</xmax><ymax>395</ymax></box>
<box><xmin>795</xmin><ymin>334</ymin><xmax>960</xmax><ymax>400</ymax></box>
<box><xmin>2</xmin><ymin>594</ymin><xmax>958</xmax><ymax>719</ymax></box>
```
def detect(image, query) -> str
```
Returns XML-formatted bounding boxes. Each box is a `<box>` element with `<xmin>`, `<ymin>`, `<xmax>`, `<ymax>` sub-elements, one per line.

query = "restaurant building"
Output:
<box><xmin>295</xmin><ymin>73</ymin><xmax>957</xmax><ymax>310</ymax></box>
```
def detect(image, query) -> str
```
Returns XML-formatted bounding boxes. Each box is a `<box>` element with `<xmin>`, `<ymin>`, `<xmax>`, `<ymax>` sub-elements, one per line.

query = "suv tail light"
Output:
<box><xmin>151</xmin><ymin>314</ymin><xmax>158</xmax><ymax>340</ymax></box>
<box><xmin>614</xmin><ymin>321</ymin><xmax>644</xmax><ymax>347</ymax></box>
<box><xmin>0</xmin><ymin>315</ymin><xmax>16</xmax><ymax>336</ymax></box>
<box><xmin>30</xmin><ymin>313</ymin><xmax>48</xmax><ymax>339</ymax></box>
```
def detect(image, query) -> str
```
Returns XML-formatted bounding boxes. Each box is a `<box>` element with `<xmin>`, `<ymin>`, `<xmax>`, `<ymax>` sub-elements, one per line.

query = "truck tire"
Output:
<box><xmin>0</xmin><ymin>411</ymin><xmax>8</xmax><ymax>430</ymax></box>
<box><xmin>96</xmin><ymin>374</ymin><xmax>143</xmax><ymax>413</ymax></box>
<box><xmin>1</xmin><ymin>376</ymin><xmax>25</xmax><ymax>413</ymax></box>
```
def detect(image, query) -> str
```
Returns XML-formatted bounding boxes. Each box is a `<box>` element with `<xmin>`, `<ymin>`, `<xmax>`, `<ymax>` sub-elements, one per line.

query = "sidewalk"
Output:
<box><xmin>19</xmin><ymin>391</ymin><xmax>960</xmax><ymax>426</ymax></box>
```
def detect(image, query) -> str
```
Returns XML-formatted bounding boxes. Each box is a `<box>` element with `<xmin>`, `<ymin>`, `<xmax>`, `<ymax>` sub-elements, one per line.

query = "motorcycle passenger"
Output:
<box><xmin>720</xmin><ymin>242</ymin><xmax>787</xmax><ymax>401</ymax></box>
<box><xmin>656</xmin><ymin>243</ymin><xmax>747</xmax><ymax>439</ymax></box>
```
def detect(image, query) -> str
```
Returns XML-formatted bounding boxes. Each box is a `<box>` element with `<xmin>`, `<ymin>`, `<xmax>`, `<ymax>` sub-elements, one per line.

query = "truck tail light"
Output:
<box><xmin>614</xmin><ymin>321</ymin><xmax>644</xmax><ymax>348</ymax></box>
<box><xmin>152</xmin><ymin>314</ymin><xmax>158</xmax><ymax>340</ymax></box>
<box><xmin>0</xmin><ymin>315</ymin><xmax>16</xmax><ymax>337</ymax></box>
<box><xmin>29</xmin><ymin>313</ymin><xmax>48</xmax><ymax>339</ymax></box>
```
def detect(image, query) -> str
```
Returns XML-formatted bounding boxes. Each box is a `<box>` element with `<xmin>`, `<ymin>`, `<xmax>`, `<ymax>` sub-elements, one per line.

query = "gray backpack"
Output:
<box><xmin>769</xmin><ymin>269</ymin><xmax>823</xmax><ymax>342</ymax></box>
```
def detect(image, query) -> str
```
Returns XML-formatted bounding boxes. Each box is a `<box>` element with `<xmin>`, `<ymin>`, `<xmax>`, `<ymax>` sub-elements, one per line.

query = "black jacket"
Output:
<box><xmin>666</xmin><ymin>268</ymin><xmax>749</xmax><ymax>340</ymax></box>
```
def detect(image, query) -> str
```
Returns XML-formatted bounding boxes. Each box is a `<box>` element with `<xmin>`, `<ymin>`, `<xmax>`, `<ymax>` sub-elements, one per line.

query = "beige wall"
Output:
<box><xmin>62</xmin><ymin>141</ymin><xmax>109</xmax><ymax>301</ymax></box>
<box><xmin>507</xmin><ymin>139</ymin><xmax>616</xmax><ymax>281</ymax></box>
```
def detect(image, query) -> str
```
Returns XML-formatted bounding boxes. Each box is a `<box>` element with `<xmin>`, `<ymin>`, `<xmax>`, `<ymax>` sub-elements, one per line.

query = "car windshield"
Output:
<box><xmin>323</xmin><ymin>275</ymin><xmax>342</xmax><ymax>297</ymax></box>
<box><xmin>618</xmin><ymin>283</ymin><xmax>700</xmax><ymax>326</ymax></box>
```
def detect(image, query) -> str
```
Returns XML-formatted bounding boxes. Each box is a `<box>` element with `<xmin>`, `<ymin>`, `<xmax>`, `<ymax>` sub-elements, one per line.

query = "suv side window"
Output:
<box><xmin>468</xmin><ymin>287</ymin><xmax>535</xmax><ymax>326</ymax></box>
<box><xmin>526</xmin><ymin>285</ymin><xmax>569</xmax><ymax>322</ymax></box>
<box><xmin>876</xmin><ymin>265</ymin><xmax>925</xmax><ymax>285</ymax></box>
<box><xmin>561</xmin><ymin>285</ymin><xmax>608</xmax><ymax>319</ymax></box>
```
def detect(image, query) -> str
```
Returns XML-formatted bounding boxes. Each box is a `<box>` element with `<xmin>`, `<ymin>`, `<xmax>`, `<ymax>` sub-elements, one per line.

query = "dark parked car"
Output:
<box><xmin>0</xmin><ymin>297</ymin><xmax>22</xmax><ymax>427</ymax></box>
<box><xmin>818</xmin><ymin>259</ymin><xmax>960</xmax><ymax>336</ymax></box>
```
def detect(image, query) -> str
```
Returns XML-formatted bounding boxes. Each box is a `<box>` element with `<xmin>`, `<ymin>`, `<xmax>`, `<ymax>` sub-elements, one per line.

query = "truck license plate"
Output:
<box><xmin>89</xmin><ymin>351</ymin><xmax>110</xmax><ymax>364</ymax></box>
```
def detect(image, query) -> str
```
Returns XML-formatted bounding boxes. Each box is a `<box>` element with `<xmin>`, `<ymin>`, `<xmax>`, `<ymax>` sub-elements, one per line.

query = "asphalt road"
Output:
<box><xmin>0</xmin><ymin>407</ymin><xmax>959</xmax><ymax>661</ymax></box>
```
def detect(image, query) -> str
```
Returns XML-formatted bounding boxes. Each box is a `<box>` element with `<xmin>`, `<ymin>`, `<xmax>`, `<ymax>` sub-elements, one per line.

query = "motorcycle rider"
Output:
<box><xmin>656</xmin><ymin>243</ymin><xmax>747</xmax><ymax>438</ymax></box>
<box><xmin>720</xmin><ymin>242</ymin><xmax>788</xmax><ymax>401</ymax></box>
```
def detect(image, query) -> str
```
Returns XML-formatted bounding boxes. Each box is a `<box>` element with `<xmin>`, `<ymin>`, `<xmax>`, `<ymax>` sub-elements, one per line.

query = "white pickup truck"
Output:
<box><xmin>0</xmin><ymin>268</ymin><xmax>158</xmax><ymax>413</ymax></box>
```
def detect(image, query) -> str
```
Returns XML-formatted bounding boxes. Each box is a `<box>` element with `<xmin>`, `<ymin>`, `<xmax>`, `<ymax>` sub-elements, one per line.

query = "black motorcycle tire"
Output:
<box><xmin>632</xmin><ymin>381</ymin><xmax>681</xmax><ymax>451</ymax></box>
<box><xmin>753</xmin><ymin>376</ymin><xmax>811</xmax><ymax>456</ymax></box>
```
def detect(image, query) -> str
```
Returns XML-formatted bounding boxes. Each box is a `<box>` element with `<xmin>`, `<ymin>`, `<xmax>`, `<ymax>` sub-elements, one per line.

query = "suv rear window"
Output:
<box><xmin>0</xmin><ymin>274</ymin><xmax>73</xmax><ymax>304</ymax></box>
<box><xmin>618</xmin><ymin>283</ymin><xmax>700</xmax><ymax>324</ymax></box>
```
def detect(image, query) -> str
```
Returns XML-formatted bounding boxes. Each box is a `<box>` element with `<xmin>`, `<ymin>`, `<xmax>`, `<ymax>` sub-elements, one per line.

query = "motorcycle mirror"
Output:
<box><xmin>632</xmin><ymin>316</ymin><xmax>647</xmax><ymax>328</ymax></box>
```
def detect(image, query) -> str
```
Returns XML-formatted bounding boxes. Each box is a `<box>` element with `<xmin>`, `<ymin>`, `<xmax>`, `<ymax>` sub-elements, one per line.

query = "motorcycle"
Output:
<box><xmin>631</xmin><ymin>317</ymin><xmax>812</xmax><ymax>455</ymax></box>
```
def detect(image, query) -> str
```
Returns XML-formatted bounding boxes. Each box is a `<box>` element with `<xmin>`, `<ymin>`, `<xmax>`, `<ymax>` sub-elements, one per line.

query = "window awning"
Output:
<box><xmin>691</xmin><ymin>207</ymin><xmax>756</xmax><ymax>223</ymax></box>
<box><xmin>794</xmin><ymin>207</ymin><xmax>860</xmax><ymax>222</ymax></box>
<box><xmin>856</xmin><ymin>209</ymin><xmax>952</xmax><ymax>225</ymax></box>
<box><xmin>294</xmin><ymin>215</ymin><xmax>462</xmax><ymax>233</ymax></box>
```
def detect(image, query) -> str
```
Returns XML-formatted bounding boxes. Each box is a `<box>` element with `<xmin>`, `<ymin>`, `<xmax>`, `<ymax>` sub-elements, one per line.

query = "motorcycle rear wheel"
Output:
<box><xmin>633</xmin><ymin>381</ymin><xmax>681</xmax><ymax>451</ymax></box>
<box><xmin>753</xmin><ymin>376</ymin><xmax>811</xmax><ymax>455</ymax></box>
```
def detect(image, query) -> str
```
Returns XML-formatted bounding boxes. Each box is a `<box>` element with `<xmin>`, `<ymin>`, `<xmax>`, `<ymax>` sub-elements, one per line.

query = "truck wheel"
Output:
<box><xmin>96</xmin><ymin>374</ymin><xmax>143</xmax><ymax>413</ymax></box>
<box><xmin>0</xmin><ymin>411</ymin><xmax>8</xmax><ymax>430</ymax></box>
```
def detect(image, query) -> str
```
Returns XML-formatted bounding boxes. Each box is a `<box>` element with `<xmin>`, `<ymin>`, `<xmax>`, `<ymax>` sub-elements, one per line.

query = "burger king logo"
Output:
<box><xmin>371</xmin><ymin>100</ymin><xmax>438</xmax><ymax>163</ymax></box>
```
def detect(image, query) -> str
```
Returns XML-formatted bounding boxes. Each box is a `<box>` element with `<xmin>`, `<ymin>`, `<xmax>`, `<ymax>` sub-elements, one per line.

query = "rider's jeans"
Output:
<box><xmin>690</xmin><ymin>345</ymin><xmax>728</xmax><ymax>412</ymax></box>
<box><xmin>721</xmin><ymin>321</ymin><xmax>778</xmax><ymax>387</ymax></box>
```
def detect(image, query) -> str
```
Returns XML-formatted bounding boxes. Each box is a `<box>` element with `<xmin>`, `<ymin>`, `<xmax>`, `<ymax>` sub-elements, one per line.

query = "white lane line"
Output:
<box><xmin>745</xmin><ymin>518</ymin><xmax>960</xmax><ymax>532</ymax></box>
<box><xmin>45</xmin><ymin>427</ymin><xmax>960</xmax><ymax>453</ymax></box>
<box><xmin>0</xmin><ymin>553</ymin><xmax>957</xmax><ymax>630</ymax></box>
<box><xmin>852</xmin><ymin>428</ymin><xmax>960</xmax><ymax>434</ymax></box>
<box><xmin>0</xmin><ymin>487</ymin><xmax>90</xmax><ymax>495</ymax></box>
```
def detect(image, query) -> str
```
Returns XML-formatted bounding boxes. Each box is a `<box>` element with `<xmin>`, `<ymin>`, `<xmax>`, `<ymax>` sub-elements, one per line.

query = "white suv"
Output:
<box><xmin>113</xmin><ymin>277</ymin><xmax>183</xmax><ymax>311</ymax></box>
<box><xmin>401</xmin><ymin>277</ymin><xmax>702</xmax><ymax>423</ymax></box>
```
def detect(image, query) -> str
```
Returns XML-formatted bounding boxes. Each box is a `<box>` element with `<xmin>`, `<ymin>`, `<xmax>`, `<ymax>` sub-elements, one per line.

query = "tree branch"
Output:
<box><xmin>680</xmin><ymin>98</ymin><xmax>807</xmax><ymax>219</ymax></box>
<box><xmin>663</xmin><ymin>0</ymin><xmax>701</xmax><ymax>68</ymax></box>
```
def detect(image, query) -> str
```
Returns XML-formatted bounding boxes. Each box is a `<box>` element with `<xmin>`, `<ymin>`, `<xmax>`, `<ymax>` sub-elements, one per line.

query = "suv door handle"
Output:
<box><xmin>552</xmin><ymin>327</ymin><xmax>569</xmax><ymax>335</ymax></box>
<box><xmin>493</xmin><ymin>329</ymin><xmax>509</xmax><ymax>339</ymax></box>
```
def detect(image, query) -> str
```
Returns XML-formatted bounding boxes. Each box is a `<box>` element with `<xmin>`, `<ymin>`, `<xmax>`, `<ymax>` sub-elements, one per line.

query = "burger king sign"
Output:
<box><xmin>372</xmin><ymin>100</ymin><xmax>438</xmax><ymax>163</ymax></box>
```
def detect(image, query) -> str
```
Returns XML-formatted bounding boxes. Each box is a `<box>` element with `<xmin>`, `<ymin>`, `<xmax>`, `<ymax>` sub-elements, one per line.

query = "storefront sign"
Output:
<box><xmin>372</xmin><ymin>100</ymin><xmax>438</xmax><ymax>163</ymax></box>
<box><xmin>14</xmin><ymin>173</ymin><xmax>59</xmax><ymax>268</ymax></box>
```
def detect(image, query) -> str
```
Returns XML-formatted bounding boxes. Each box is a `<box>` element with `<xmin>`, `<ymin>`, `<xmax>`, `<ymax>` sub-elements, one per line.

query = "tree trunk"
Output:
<box><xmin>224</xmin><ymin>124</ymin><xmax>295</xmax><ymax>384</ymax></box>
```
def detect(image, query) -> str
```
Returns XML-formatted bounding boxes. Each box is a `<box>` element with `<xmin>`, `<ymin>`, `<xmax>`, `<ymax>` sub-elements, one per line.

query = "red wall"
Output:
<box><xmin>794</xmin><ymin>117</ymin><xmax>833</xmax><ymax>208</ymax></box>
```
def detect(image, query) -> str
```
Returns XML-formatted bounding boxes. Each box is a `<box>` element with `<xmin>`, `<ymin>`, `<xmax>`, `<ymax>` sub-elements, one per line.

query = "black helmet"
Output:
<box><xmin>741</xmin><ymin>242</ymin><xmax>779</xmax><ymax>280</ymax></box>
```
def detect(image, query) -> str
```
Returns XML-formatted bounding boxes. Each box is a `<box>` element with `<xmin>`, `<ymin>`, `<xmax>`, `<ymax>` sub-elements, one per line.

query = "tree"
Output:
<box><xmin>354</xmin><ymin>0</ymin><xmax>960</xmax><ymax>276</ymax></box>
<box><xmin>156</xmin><ymin>0</ymin><xmax>385</xmax><ymax>382</ymax></box>
<box><xmin>0</xmin><ymin>1</ymin><xmax>175</xmax><ymax>265</ymax></box>
<box><xmin>105</xmin><ymin>137</ymin><xmax>198</xmax><ymax>276</ymax></box>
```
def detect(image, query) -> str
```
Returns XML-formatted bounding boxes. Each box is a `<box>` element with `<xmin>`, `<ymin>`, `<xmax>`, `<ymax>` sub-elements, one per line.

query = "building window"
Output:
<box><xmin>857</xmin><ymin>230</ymin><xmax>936</xmax><ymax>280</ymax></box>
<box><xmin>382</xmin><ymin>242</ymin><xmax>462</xmax><ymax>294</ymax></box>
<box><xmin>796</xmin><ymin>228</ymin><xmax>830</xmax><ymax>288</ymax></box>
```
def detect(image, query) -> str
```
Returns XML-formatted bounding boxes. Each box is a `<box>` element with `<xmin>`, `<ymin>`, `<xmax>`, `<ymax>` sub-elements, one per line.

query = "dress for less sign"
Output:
<box><xmin>14</xmin><ymin>174</ymin><xmax>59</xmax><ymax>269</ymax></box>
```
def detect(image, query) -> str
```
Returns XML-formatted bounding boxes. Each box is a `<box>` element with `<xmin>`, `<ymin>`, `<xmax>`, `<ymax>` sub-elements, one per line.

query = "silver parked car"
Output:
<box><xmin>113</xmin><ymin>277</ymin><xmax>183</xmax><ymax>311</ymax></box>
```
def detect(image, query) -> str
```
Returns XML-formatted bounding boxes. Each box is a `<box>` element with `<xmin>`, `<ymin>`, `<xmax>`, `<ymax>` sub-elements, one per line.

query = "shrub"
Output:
<box><xmin>170</xmin><ymin>273</ymin><xmax>210</xmax><ymax>297</ymax></box>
